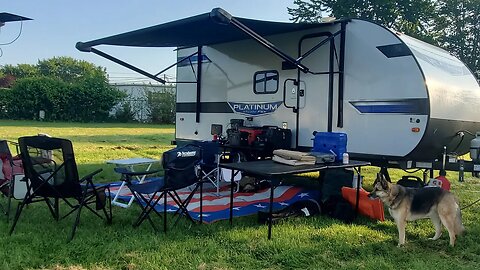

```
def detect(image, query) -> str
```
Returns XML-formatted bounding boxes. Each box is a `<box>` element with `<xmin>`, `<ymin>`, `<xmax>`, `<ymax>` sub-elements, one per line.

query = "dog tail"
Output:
<box><xmin>454</xmin><ymin>198</ymin><xmax>466</xmax><ymax>236</ymax></box>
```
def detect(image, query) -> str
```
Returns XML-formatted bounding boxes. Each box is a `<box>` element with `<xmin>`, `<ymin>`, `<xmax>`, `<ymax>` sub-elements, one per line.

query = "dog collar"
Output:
<box><xmin>388</xmin><ymin>194</ymin><xmax>401</xmax><ymax>210</ymax></box>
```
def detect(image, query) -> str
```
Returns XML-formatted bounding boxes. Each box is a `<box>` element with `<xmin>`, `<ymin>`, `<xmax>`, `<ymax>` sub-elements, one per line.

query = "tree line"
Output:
<box><xmin>0</xmin><ymin>57</ymin><xmax>125</xmax><ymax>122</ymax></box>
<box><xmin>288</xmin><ymin>0</ymin><xmax>479</xmax><ymax>79</ymax></box>
<box><xmin>0</xmin><ymin>57</ymin><xmax>177</xmax><ymax>124</ymax></box>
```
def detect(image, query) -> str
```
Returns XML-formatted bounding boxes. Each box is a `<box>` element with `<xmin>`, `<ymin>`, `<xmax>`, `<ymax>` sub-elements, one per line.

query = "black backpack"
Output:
<box><xmin>397</xmin><ymin>175</ymin><xmax>424</xmax><ymax>188</ymax></box>
<box><xmin>322</xmin><ymin>195</ymin><xmax>355</xmax><ymax>224</ymax></box>
<box><xmin>258</xmin><ymin>199</ymin><xmax>321</xmax><ymax>224</ymax></box>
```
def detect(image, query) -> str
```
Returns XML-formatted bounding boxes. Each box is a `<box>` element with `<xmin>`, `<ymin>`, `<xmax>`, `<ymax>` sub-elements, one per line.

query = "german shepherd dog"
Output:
<box><xmin>369</xmin><ymin>173</ymin><xmax>465</xmax><ymax>247</ymax></box>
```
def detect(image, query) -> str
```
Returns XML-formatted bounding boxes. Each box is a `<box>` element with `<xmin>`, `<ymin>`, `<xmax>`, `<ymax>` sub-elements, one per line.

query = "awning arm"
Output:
<box><xmin>76</xmin><ymin>42</ymin><xmax>166</xmax><ymax>84</ymax></box>
<box><xmin>296</xmin><ymin>30</ymin><xmax>342</xmax><ymax>63</ymax></box>
<box><xmin>210</xmin><ymin>8</ymin><xmax>310</xmax><ymax>73</ymax></box>
<box><xmin>153</xmin><ymin>50</ymin><xmax>198</xmax><ymax>78</ymax></box>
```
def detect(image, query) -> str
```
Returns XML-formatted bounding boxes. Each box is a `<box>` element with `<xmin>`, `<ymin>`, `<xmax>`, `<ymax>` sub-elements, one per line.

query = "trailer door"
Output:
<box><xmin>296</xmin><ymin>33</ymin><xmax>336</xmax><ymax>148</ymax></box>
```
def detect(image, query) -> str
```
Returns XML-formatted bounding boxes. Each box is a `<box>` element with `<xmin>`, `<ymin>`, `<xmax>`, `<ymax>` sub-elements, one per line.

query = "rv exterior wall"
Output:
<box><xmin>341</xmin><ymin>20</ymin><xmax>428</xmax><ymax>158</ymax></box>
<box><xmin>175</xmin><ymin>19</ymin><xmax>480</xmax><ymax>161</ymax></box>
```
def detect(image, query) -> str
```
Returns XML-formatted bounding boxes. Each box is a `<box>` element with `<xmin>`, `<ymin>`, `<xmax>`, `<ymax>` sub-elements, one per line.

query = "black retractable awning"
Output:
<box><xmin>0</xmin><ymin>12</ymin><xmax>32</xmax><ymax>23</ymax></box>
<box><xmin>76</xmin><ymin>8</ymin><xmax>348</xmax><ymax>125</ymax></box>
<box><xmin>76</xmin><ymin>10</ymin><xmax>337</xmax><ymax>50</ymax></box>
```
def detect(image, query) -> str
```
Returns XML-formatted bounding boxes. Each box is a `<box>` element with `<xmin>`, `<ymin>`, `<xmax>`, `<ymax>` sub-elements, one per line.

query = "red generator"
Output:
<box><xmin>238</xmin><ymin>127</ymin><xmax>264</xmax><ymax>146</ymax></box>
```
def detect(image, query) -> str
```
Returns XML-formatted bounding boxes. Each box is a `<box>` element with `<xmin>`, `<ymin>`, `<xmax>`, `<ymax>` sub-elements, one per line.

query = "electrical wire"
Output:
<box><xmin>457</xmin><ymin>130</ymin><xmax>476</xmax><ymax>137</ymax></box>
<box><xmin>461</xmin><ymin>197</ymin><xmax>480</xmax><ymax>210</ymax></box>
<box><xmin>0</xmin><ymin>20</ymin><xmax>23</xmax><ymax>46</ymax></box>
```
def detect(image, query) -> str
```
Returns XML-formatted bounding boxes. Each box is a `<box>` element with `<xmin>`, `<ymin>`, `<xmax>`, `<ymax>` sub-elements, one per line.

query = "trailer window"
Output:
<box><xmin>254</xmin><ymin>70</ymin><xmax>279</xmax><ymax>94</ymax></box>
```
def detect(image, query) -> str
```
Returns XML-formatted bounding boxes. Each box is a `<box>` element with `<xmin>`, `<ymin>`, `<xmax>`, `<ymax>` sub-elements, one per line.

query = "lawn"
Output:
<box><xmin>0</xmin><ymin>120</ymin><xmax>479</xmax><ymax>270</ymax></box>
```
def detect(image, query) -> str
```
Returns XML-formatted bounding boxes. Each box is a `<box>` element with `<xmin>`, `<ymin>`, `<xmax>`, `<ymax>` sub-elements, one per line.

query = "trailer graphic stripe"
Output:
<box><xmin>377</xmin><ymin>43</ymin><xmax>412</xmax><ymax>58</ymax></box>
<box><xmin>176</xmin><ymin>102</ymin><xmax>233</xmax><ymax>113</ymax></box>
<box><xmin>350</xmin><ymin>99</ymin><xmax>428</xmax><ymax>114</ymax></box>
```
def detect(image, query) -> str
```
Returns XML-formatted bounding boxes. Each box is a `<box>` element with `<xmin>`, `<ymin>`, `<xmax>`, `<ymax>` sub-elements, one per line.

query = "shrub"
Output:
<box><xmin>7</xmin><ymin>76</ymin><xmax>125</xmax><ymax>122</ymax></box>
<box><xmin>146</xmin><ymin>89</ymin><xmax>175</xmax><ymax>124</ymax></box>
<box><xmin>0</xmin><ymin>57</ymin><xmax>125</xmax><ymax>122</ymax></box>
<box><xmin>0</xmin><ymin>88</ymin><xmax>11</xmax><ymax>118</ymax></box>
<box><xmin>113</xmin><ymin>101</ymin><xmax>137</xmax><ymax>122</ymax></box>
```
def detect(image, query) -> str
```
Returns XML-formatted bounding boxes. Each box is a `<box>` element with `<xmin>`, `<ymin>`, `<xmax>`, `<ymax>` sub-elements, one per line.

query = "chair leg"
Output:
<box><xmin>9</xmin><ymin>184</ymin><xmax>38</xmax><ymax>236</ymax></box>
<box><xmin>6</xmin><ymin>177</ymin><xmax>14</xmax><ymax>221</ymax></box>
<box><xmin>68</xmin><ymin>191</ymin><xmax>90</xmax><ymax>242</ymax></box>
<box><xmin>200</xmin><ymin>181</ymin><xmax>203</xmax><ymax>224</ymax></box>
<box><xmin>9</xmin><ymin>199</ymin><xmax>28</xmax><ymax>235</ymax></box>
<box><xmin>42</xmin><ymin>196</ymin><xmax>59</xmax><ymax>220</ymax></box>
<box><xmin>54</xmin><ymin>198</ymin><xmax>60</xmax><ymax>221</ymax></box>
<box><xmin>170</xmin><ymin>190</ymin><xmax>195</xmax><ymax>224</ymax></box>
<box><xmin>102</xmin><ymin>187</ymin><xmax>113</xmax><ymax>224</ymax></box>
<box><xmin>164</xmin><ymin>191</ymin><xmax>167</xmax><ymax>233</ymax></box>
<box><xmin>132</xmin><ymin>192</ymin><xmax>162</xmax><ymax>230</ymax></box>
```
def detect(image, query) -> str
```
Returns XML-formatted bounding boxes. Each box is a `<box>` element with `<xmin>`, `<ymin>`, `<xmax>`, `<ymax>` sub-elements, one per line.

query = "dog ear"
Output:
<box><xmin>379</xmin><ymin>174</ymin><xmax>389</xmax><ymax>189</ymax></box>
<box><xmin>375</xmin><ymin>173</ymin><xmax>381</xmax><ymax>182</ymax></box>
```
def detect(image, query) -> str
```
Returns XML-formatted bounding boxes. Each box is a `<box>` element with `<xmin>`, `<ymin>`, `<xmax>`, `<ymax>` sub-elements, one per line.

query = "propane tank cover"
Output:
<box><xmin>470</xmin><ymin>132</ymin><xmax>480</xmax><ymax>161</ymax></box>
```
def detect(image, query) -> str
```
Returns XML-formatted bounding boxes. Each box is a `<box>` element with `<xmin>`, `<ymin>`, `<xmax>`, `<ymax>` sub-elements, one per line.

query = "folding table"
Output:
<box><xmin>107</xmin><ymin>157</ymin><xmax>159</xmax><ymax>208</ymax></box>
<box><xmin>219</xmin><ymin>159</ymin><xmax>370</xmax><ymax>239</ymax></box>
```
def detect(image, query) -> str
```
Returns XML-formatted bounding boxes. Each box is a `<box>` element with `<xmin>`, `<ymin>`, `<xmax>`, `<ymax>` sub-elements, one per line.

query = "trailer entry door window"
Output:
<box><xmin>254</xmin><ymin>70</ymin><xmax>279</xmax><ymax>94</ymax></box>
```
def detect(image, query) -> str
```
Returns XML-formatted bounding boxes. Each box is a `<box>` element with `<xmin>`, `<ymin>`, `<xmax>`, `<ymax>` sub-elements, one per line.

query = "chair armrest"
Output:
<box><xmin>114</xmin><ymin>167</ymin><xmax>161</xmax><ymax>176</ymax></box>
<box><xmin>80</xmin><ymin>168</ymin><xmax>103</xmax><ymax>183</ymax></box>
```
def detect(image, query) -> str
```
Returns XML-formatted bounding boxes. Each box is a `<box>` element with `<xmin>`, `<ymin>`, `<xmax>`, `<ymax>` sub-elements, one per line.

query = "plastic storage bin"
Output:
<box><xmin>312</xmin><ymin>132</ymin><xmax>347</xmax><ymax>162</ymax></box>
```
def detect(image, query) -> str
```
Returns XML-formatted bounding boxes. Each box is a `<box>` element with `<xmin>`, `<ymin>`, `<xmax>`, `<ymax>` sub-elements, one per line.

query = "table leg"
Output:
<box><xmin>111</xmin><ymin>162</ymin><xmax>154</xmax><ymax>208</ymax></box>
<box><xmin>268</xmin><ymin>181</ymin><xmax>274</xmax><ymax>240</ymax></box>
<box><xmin>111</xmin><ymin>180</ymin><xmax>128</xmax><ymax>207</ymax></box>
<box><xmin>229</xmin><ymin>169</ymin><xmax>234</xmax><ymax>225</ymax></box>
<box><xmin>354</xmin><ymin>166</ymin><xmax>361</xmax><ymax>218</ymax></box>
<box><xmin>128</xmin><ymin>163</ymin><xmax>153</xmax><ymax>207</ymax></box>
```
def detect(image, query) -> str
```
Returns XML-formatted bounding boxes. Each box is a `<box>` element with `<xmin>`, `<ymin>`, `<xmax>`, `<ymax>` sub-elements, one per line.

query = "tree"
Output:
<box><xmin>0</xmin><ymin>74</ymin><xmax>16</xmax><ymax>88</ymax></box>
<box><xmin>37</xmin><ymin>56</ymin><xmax>108</xmax><ymax>84</ymax></box>
<box><xmin>434</xmin><ymin>0</ymin><xmax>480</xmax><ymax>78</ymax></box>
<box><xmin>0</xmin><ymin>63</ymin><xmax>39</xmax><ymax>81</ymax></box>
<box><xmin>288</xmin><ymin>0</ymin><xmax>479</xmax><ymax>78</ymax></box>
<box><xmin>146</xmin><ymin>87</ymin><xmax>176</xmax><ymax>124</ymax></box>
<box><xmin>288</xmin><ymin>0</ymin><xmax>437</xmax><ymax>42</ymax></box>
<box><xmin>1</xmin><ymin>57</ymin><xmax>125</xmax><ymax>121</ymax></box>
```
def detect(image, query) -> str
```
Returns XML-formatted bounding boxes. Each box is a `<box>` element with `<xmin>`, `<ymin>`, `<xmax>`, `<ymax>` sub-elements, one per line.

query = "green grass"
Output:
<box><xmin>1</xmin><ymin>120</ymin><xmax>480</xmax><ymax>270</ymax></box>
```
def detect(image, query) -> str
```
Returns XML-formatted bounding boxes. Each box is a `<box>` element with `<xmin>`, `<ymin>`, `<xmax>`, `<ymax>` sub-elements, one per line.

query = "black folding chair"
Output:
<box><xmin>9</xmin><ymin>136</ymin><xmax>112</xmax><ymax>242</ymax></box>
<box><xmin>115</xmin><ymin>144</ymin><xmax>204</xmax><ymax>232</ymax></box>
<box><xmin>0</xmin><ymin>139</ymin><xmax>23</xmax><ymax>221</ymax></box>
<box><xmin>195</xmin><ymin>141</ymin><xmax>222</xmax><ymax>194</ymax></box>
<box><xmin>195</xmin><ymin>140</ymin><xmax>242</xmax><ymax>195</ymax></box>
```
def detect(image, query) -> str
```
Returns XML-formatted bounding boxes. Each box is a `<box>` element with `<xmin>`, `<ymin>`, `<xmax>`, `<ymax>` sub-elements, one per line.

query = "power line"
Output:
<box><xmin>0</xmin><ymin>20</ymin><xmax>23</xmax><ymax>46</ymax></box>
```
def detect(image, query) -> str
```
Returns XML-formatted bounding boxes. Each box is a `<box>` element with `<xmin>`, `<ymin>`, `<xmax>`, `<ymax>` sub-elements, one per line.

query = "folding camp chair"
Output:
<box><xmin>114</xmin><ymin>144</ymin><xmax>204</xmax><ymax>232</ymax></box>
<box><xmin>0</xmin><ymin>139</ymin><xmax>22</xmax><ymax>220</ymax></box>
<box><xmin>195</xmin><ymin>141</ymin><xmax>222</xmax><ymax>194</ymax></box>
<box><xmin>195</xmin><ymin>141</ymin><xmax>241</xmax><ymax>195</ymax></box>
<box><xmin>9</xmin><ymin>136</ymin><xmax>112</xmax><ymax>242</ymax></box>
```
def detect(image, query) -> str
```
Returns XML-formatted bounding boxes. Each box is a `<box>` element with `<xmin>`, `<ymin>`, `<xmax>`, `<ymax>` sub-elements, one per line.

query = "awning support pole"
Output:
<box><xmin>337</xmin><ymin>22</ymin><xmax>347</xmax><ymax>128</ymax></box>
<box><xmin>196</xmin><ymin>46</ymin><xmax>203</xmax><ymax>123</ymax></box>
<box><xmin>296</xmin><ymin>30</ymin><xmax>341</xmax><ymax>62</ymax></box>
<box><xmin>154</xmin><ymin>51</ymin><xmax>198</xmax><ymax>78</ymax></box>
<box><xmin>211</xmin><ymin>8</ymin><xmax>309</xmax><ymax>73</ymax></box>
<box><xmin>88</xmin><ymin>47</ymin><xmax>166</xmax><ymax>84</ymax></box>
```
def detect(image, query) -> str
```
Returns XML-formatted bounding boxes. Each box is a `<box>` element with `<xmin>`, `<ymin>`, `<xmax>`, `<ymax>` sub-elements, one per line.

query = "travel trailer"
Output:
<box><xmin>77</xmin><ymin>8</ymin><xmax>480</xmax><ymax>173</ymax></box>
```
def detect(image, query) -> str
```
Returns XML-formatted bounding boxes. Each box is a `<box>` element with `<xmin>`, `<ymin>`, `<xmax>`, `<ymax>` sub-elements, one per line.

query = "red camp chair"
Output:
<box><xmin>0</xmin><ymin>139</ymin><xmax>23</xmax><ymax>220</ymax></box>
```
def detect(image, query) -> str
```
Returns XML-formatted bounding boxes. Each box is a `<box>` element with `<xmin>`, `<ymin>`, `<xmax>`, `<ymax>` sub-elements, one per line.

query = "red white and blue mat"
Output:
<box><xmin>108</xmin><ymin>182</ymin><xmax>319</xmax><ymax>223</ymax></box>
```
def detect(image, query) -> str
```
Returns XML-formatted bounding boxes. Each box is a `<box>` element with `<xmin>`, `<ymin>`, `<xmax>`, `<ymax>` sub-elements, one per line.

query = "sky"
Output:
<box><xmin>0</xmin><ymin>0</ymin><xmax>294</xmax><ymax>84</ymax></box>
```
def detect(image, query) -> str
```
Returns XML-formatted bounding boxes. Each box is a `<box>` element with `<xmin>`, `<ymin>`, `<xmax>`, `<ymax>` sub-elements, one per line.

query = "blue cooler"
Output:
<box><xmin>312</xmin><ymin>132</ymin><xmax>347</xmax><ymax>162</ymax></box>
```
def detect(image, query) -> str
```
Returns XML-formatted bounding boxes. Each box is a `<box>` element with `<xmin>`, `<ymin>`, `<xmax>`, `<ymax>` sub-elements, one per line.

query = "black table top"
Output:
<box><xmin>219</xmin><ymin>159</ymin><xmax>370</xmax><ymax>177</ymax></box>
